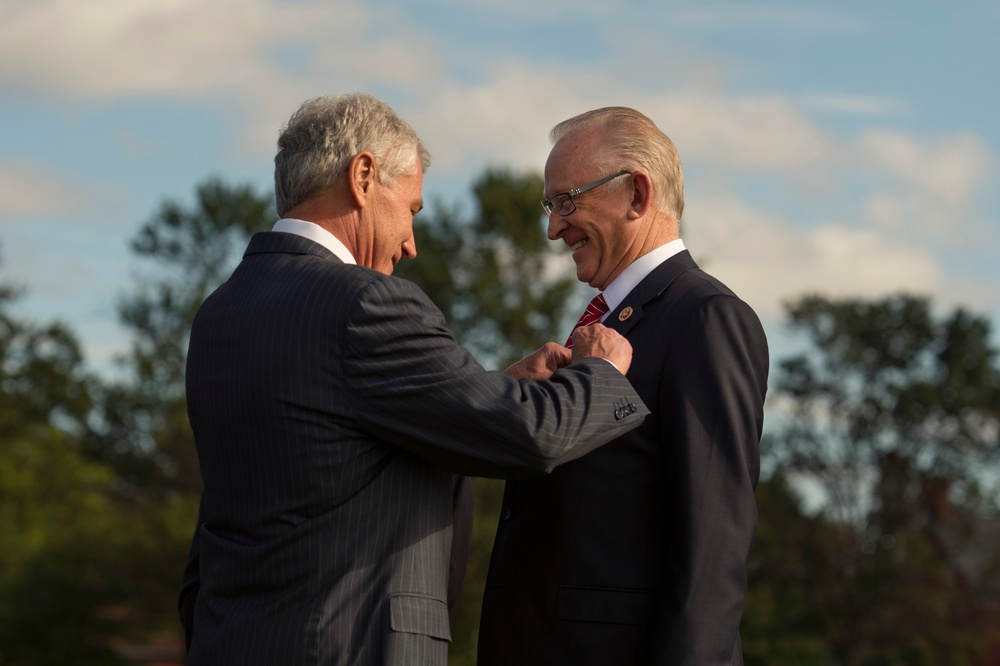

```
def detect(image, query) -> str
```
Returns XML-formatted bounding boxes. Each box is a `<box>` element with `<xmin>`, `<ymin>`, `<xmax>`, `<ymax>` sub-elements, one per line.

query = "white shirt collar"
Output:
<box><xmin>599</xmin><ymin>238</ymin><xmax>686</xmax><ymax>320</ymax></box>
<box><xmin>272</xmin><ymin>218</ymin><xmax>356</xmax><ymax>265</ymax></box>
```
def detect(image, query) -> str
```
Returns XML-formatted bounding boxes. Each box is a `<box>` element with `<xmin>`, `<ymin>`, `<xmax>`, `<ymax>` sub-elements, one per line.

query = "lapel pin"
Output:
<box><xmin>618</xmin><ymin>306</ymin><xmax>633</xmax><ymax>322</ymax></box>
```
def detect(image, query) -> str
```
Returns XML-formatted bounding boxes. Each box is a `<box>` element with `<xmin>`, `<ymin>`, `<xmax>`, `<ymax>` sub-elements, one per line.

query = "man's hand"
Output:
<box><xmin>570</xmin><ymin>323</ymin><xmax>633</xmax><ymax>375</ymax></box>
<box><xmin>504</xmin><ymin>342</ymin><xmax>572</xmax><ymax>380</ymax></box>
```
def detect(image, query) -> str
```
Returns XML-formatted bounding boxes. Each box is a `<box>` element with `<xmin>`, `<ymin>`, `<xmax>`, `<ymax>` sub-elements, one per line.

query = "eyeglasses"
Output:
<box><xmin>540</xmin><ymin>170</ymin><xmax>632</xmax><ymax>217</ymax></box>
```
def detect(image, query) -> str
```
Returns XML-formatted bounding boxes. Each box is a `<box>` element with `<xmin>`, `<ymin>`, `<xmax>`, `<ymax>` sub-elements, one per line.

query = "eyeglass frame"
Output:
<box><xmin>540</xmin><ymin>170</ymin><xmax>633</xmax><ymax>217</ymax></box>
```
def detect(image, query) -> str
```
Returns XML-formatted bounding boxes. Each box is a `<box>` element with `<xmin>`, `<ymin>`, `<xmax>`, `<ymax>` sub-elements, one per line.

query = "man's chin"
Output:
<box><xmin>574</xmin><ymin>262</ymin><xmax>595</xmax><ymax>286</ymax></box>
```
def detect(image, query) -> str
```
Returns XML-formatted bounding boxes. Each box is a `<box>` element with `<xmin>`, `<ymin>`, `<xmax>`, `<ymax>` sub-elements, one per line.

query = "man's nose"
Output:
<box><xmin>401</xmin><ymin>234</ymin><xmax>417</xmax><ymax>260</ymax></box>
<box><xmin>546</xmin><ymin>211</ymin><xmax>567</xmax><ymax>241</ymax></box>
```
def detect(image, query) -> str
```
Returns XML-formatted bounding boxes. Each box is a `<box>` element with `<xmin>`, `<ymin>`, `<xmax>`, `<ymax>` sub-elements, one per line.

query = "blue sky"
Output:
<box><xmin>1</xmin><ymin>0</ymin><xmax>998</xmax><ymax>375</ymax></box>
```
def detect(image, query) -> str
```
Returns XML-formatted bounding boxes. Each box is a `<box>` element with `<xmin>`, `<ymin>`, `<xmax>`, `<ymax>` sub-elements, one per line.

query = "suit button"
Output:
<box><xmin>501</xmin><ymin>507</ymin><xmax>512</xmax><ymax>521</ymax></box>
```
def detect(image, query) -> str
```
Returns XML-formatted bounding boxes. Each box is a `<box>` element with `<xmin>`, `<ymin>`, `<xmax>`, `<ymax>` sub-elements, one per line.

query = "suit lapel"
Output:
<box><xmin>605</xmin><ymin>250</ymin><xmax>697</xmax><ymax>338</ymax></box>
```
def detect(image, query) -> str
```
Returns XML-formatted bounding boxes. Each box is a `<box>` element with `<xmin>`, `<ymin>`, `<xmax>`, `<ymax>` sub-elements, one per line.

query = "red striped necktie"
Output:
<box><xmin>565</xmin><ymin>293</ymin><xmax>609</xmax><ymax>348</ymax></box>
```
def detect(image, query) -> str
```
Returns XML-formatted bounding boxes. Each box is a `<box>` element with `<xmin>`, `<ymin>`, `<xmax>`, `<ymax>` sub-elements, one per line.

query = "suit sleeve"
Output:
<box><xmin>650</xmin><ymin>294</ymin><xmax>768</xmax><ymax>664</ymax></box>
<box><xmin>339</xmin><ymin>275</ymin><xmax>649</xmax><ymax>479</ymax></box>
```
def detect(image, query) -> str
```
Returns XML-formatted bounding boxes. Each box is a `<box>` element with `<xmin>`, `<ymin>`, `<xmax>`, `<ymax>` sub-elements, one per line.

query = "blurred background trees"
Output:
<box><xmin>746</xmin><ymin>294</ymin><xmax>1000</xmax><ymax>666</ymax></box>
<box><xmin>1</xmin><ymin>171</ymin><xmax>998</xmax><ymax>665</ymax></box>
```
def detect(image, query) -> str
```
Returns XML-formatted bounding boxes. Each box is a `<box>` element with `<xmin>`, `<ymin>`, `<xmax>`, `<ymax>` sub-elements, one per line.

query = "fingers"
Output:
<box><xmin>570</xmin><ymin>324</ymin><xmax>633</xmax><ymax>375</ymax></box>
<box><xmin>504</xmin><ymin>342</ymin><xmax>572</xmax><ymax>380</ymax></box>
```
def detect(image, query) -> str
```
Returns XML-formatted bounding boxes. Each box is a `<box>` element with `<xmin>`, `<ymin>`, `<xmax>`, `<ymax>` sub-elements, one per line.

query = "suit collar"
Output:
<box><xmin>272</xmin><ymin>218</ymin><xmax>357</xmax><ymax>264</ymax></box>
<box><xmin>244</xmin><ymin>231</ymin><xmax>342</xmax><ymax>263</ymax></box>
<box><xmin>604</xmin><ymin>250</ymin><xmax>696</xmax><ymax>337</ymax></box>
<box><xmin>603</xmin><ymin>239</ymin><xmax>686</xmax><ymax>311</ymax></box>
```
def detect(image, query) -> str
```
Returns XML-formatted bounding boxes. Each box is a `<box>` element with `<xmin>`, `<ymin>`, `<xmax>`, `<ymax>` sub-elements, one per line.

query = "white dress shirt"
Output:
<box><xmin>598</xmin><ymin>238</ymin><xmax>687</xmax><ymax>321</ymax></box>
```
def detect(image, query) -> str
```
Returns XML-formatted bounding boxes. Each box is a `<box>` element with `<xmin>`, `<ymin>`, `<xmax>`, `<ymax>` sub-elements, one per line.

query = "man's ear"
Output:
<box><xmin>627</xmin><ymin>170</ymin><xmax>653</xmax><ymax>220</ymax></box>
<box><xmin>348</xmin><ymin>151</ymin><xmax>377</xmax><ymax>207</ymax></box>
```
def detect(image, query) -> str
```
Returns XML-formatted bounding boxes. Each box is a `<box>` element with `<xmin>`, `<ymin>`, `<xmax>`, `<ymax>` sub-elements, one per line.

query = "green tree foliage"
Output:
<box><xmin>0</xmin><ymin>259</ymin><xmax>130</xmax><ymax>664</ymax></box>
<box><xmin>750</xmin><ymin>294</ymin><xmax>1000</xmax><ymax>665</ymax></box>
<box><xmin>771</xmin><ymin>294</ymin><xmax>1000</xmax><ymax>528</ymax></box>
<box><xmin>0</xmin><ymin>455</ymin><xmax>129</xmax><ymax>666</ymax></box>
<box><xmin>743</xmin><ymin>476</ymin><xmax>836</xmax><ymax>665</ymax></box>
<box><xmin>0</xmin><ymin>279</ymin><xmax>91</xmax><ymax>440</ymax></box>
<box><xmin>396</xmin><ymin>169</ymin><xmax>580</xmax><ymax>664</ymax></box>
<box><xmin>0</xmin><ymin>425</ymin><xmax>196</xmax><ymax>663</ymax></box>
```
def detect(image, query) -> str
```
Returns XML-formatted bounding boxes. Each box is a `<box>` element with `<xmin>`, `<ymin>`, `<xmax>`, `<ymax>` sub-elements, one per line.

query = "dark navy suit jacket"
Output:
<box><xmin>479</xmin><ymin>251</ymin><xmax>769</xmax><ymax>665</ymax></box>
<box><xmin>179</xmin><ymin>231</ymin><xmax>647</xmax><ymax>665</ymax></box>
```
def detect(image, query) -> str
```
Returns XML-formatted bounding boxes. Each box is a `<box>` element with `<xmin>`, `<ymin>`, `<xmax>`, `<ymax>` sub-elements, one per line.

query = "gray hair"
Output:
<box><xmin>274</xmin><ymin>93</ymin><xmax>431</xmax><ymax>216</ymax></box>
<box><xmin>550</xmin><ymin>107</ymin><xmax>684</xmax><ymax>220</ymax></box>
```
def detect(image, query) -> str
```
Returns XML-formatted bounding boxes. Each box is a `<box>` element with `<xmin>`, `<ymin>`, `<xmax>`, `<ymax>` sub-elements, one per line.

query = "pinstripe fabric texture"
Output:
<box><xmin>180</xmin><ymin>232</ymin><xmax>647</xmax><ymax>666</ymax></box>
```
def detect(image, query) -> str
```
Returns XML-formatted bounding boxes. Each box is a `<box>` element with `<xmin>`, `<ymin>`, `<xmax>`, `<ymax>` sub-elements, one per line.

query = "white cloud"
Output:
<box><xmin>855</xmin><ymin>130</ymin><xmax>997</xmax><ymax>246</ymax></box>
<box><xmin>410</xmin><ymin>66</ymin><xmax>570</xmax><ymax>173</ymax></box>
<box><xmin>401</xmin><ymin>67</ymin><xmax>837</xmax><ymax>187</ymax></box>
<box><xmin>405</xmin><ymin>65</ymin><xmax>840</xmax><ymax>189</ymax></box>
<box><xmin>0</xmin><ymin>0</ymin><xmax>846</xmax><ymax>192</ymax></box>
<box><xmin>683</xmin><ymin>193</ymin><xmax>943</xmax><ymax>319</ymax></box>
<box><xmin>857</xmin><ymin>130</ymin><xmax>994</xmax><ymax>205</ymax></box>
<box><xmin>650</xmin><ymin>92</ymin><xmax>836</xmax><ymax>173</ymax></box>
<box><xmin>0</xmin><ymin>0</ymin><xmax>843</xmax><ymax>185</ymax></box>
<box><xmin>0</xmin><ymin>0</ymin><xmax>371</xmax><ymax>100</ymax></box>
<box><xmin>800</xmin><ymin>93</ymin><xmax>909</xmax><ymax>118</ymax></box>
<box><xmin>0</xmin><ymin>160</ymin><xmax>91</xmax><ymax>219</ymax></box>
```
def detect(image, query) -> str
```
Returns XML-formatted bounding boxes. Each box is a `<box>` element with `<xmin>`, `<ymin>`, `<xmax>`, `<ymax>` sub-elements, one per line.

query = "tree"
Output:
<box><xmin>762</xmin><ymin>294</ymin><xmax>1000</xmax><ymax>664</ymax></box>
<box><xmin>742</xmin><ymin>475</ymin><xmax>836</xmax><ymax>666</ymax></box>
<box><xmin>0</xmin><ymin>255</ymin><xmax>133</xmax><ymax>664</ymax></box>
<box><xmin>0</xmin><ymin>270</ymin><xmax>91</xmax><ymax>442</ymax></box>
<box><xmin>396</xmin><ymin>169</ymin><xmax>581</xmax><ymax>664</ymax></box>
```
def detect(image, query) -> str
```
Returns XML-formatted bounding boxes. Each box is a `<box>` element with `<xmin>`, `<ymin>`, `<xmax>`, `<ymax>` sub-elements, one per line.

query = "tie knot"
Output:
<box><xmin>565</xmin><ymin>293</ymin><xmax>609</xmax><ymax>348</ymax></box>
<box><xmin>586</xmin><ymin>292</ymin><xmax>609</xmax><ymax>317</ymax></box>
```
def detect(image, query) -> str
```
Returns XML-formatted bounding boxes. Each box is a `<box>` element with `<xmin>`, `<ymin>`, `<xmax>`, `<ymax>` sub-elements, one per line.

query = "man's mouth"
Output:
<box><xmin>570</xmin><ymin>238</ymin><xmax>589</xmax><ymax>251</ymax></box>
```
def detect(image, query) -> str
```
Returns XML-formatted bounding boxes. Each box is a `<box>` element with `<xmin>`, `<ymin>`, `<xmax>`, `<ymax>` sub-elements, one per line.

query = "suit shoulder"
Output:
<box><xmin>676</xmin><ymin>264</ymin><xmax>738</xmax><ymax>298</ymax></box>
<box><xmin>351</xmin><ymin>271</ymin><xmax>436</xmax><ymax>307</ymax></box>
<box><xmin>660</xmin><ymin>267</ymin><xmax>764</xmax><ymax>332</ymax></box>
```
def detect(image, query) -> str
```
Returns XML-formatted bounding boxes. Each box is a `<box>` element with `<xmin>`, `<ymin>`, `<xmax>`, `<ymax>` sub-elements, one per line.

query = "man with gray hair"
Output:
<box><xmin>179</xmin><ymin>93</ymin><xmax>647</xmax><ymax>665</ymax></box>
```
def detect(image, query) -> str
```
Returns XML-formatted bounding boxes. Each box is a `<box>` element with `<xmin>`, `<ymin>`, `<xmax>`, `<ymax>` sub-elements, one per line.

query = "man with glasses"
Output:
<box><xmin>478</xmin><ymin>107</ymin><xmax>769</xmax><ymax>665</ymax></box>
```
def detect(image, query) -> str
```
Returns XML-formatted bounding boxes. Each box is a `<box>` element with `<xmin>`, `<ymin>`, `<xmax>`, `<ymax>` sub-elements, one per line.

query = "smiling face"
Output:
<box><xmin>544</xmin><ymin>128</ymin><xmax>643</xmax><ymax>290</ymax></box>
<box><xmin>363</xmin><ymin>155</ymin><xmax>423</xmax><ymax>275</ymax></box>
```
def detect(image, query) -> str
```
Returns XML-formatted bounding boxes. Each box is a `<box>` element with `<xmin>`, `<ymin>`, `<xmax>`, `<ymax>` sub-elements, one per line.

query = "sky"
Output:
<box><xmin>1</xmin><ymin>0</ymin><xmax>998</xmax><ymax>377</ymax></box>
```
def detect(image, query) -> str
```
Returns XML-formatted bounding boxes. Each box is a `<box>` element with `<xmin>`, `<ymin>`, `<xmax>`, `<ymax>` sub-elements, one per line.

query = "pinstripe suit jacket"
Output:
<box><xmin>179</xmin><ymin>231</ymin><xmax>647</xmax><ymax>665</ymax></box>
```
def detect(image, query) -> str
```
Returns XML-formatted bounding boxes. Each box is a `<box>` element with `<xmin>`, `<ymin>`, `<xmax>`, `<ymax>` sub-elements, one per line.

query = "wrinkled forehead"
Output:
<box><xmin>544</xmin><ymin>131</ymin><xmax>601</xmax><ymax>193</ymax></box>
